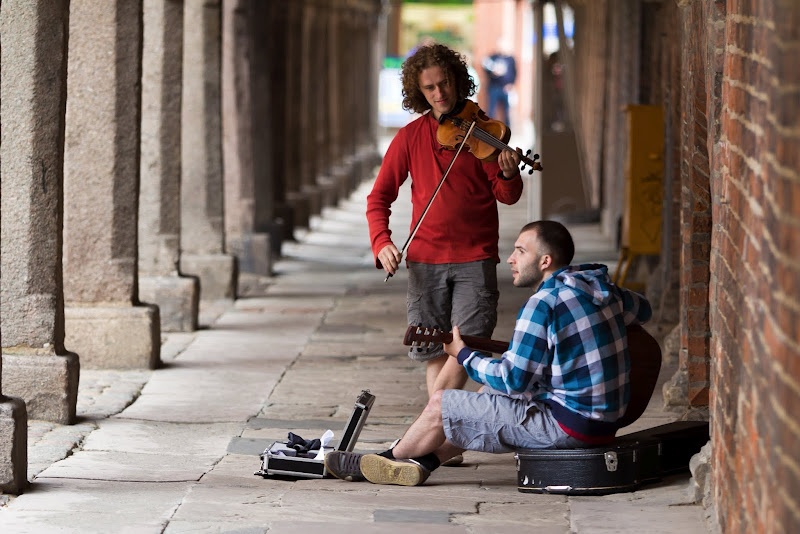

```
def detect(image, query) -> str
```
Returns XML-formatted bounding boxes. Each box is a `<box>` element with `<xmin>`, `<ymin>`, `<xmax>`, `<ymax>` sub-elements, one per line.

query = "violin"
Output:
<box><xmin>436</xmin><ymin>99</ymin><xmax>543</xmax><ymax>174</ymax></box>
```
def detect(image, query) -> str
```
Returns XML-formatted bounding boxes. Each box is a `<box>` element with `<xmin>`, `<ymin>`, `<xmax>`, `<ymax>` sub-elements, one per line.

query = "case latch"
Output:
<box><xmin>604</xmin><ymin>451</ymin><xmax>618</xmax><ymax>472</ymax></box>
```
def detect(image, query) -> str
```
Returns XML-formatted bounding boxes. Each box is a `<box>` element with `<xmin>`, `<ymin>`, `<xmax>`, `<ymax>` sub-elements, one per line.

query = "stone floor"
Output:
<box><xmin>0</xmin><ymin>176</ymin><xmax>709</xmax><ymax>533</ymax></box>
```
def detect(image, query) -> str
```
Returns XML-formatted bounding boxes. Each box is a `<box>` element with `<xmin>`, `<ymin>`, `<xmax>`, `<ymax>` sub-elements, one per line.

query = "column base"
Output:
<box><xmin>332</xmin><ymin>164</ymin><xmax>352</xmax><ymax>200</ymax></box>
<box><xmin>301</xmin><ymin>185</ymin><xmax>323</xmax><ymax>218</ymax></box>
<box><xmin>1</xmin><ymin>351</ymin><xmax>79</xmax><ymax>423</ymax></box>
<box><xmin>317</xmin><ymin>175</ymin><xmax>339</xmax><ymax>208</ymax></box>
<box><xmin>65</xmin><ymin>305</ymin><xmax>160</xmax><ymax>369</ymax></box>
<box><xmin>275</xmin><ymin>204</ymin><xmax>295</xmax><ymax>245</ymax></box>
<box><xmin>180</xmin><ymin>253</ymin><xmax>238</xmax><ymax>301</ymax></box>
<box><xmin>0</xmin><ymin>395</ymin><xmax>28</xmax><ymax>494</ymax></box>
<box><xmin>226</xmin><ymin>232</ymin><xmax>272</xmax><ymax>276</ymax></box>
<box><xmin>287</xmin><ymin>192</ymin><xmax>310</xmax><ymax>231</ymax></box>
<box><xmin>139</xmin><ymin>275</ymin><xmax>199</xmax><ymax>332</ymax></box>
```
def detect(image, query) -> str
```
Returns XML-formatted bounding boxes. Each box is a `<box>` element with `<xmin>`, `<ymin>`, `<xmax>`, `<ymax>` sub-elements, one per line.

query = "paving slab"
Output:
<box><xmin>82</xmin><ymin>419</ymin><xmax>242</xmax><ymax>456</ymax></box>
<box><xmin>0</xmin><ymin>478</ymin><xmax>186</xmax><ymax>533</ymax></box>
<box><xmin>36</xmin><ymin>449</ymin><xmax>217</xmax><ymax>482</ymax></box>
<box><xmin>569</xmin><ymin>475</ymin><xmax>706</xmax><ymax>534</ymax></box>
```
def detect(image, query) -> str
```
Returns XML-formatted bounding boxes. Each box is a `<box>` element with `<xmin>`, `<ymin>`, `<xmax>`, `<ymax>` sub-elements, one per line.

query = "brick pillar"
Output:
<box><xmin>180</xmin><ymin>0</ymin><xmax>237</xmax><ymax>301</ymax></box>
<box><xmin>221</xmin><ymin>0</ymin><xmax>273</xmax><ymax>276</ymax></box>
<box><xmin>0</xmin><ymin>1</ymin><xmax>33</xmax><ymax>494</ymax></box>
<box><xmin>63</xmin><ymin>0</ymin><xmax>160</xmax><ymax>370</ymax></box>
<box><xmin>678</xmin><ymin>1</ymin><xmax>712</xmax><ymax>409</ymax></box>
<box><xmin>139</xmin><ymin>0</ymin><xmax>199</xmax><ymax>332</ymax></box>
<box><xmin>0</xmin><ymin>0</ymin><xmax>79</xmax><ymax>423</ymax></box>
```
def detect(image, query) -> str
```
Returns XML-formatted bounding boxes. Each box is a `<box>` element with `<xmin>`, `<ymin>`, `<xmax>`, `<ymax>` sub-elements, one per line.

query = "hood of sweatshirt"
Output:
<box><xmin>540</xmin><ymin>263</ymin><xmax>613</xmax><ymax>306</ymax></box>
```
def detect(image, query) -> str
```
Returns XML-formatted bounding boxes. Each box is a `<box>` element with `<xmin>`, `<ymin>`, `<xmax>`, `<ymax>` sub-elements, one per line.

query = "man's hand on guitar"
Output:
<box><xmin>443</xmin><ymin>325</ymin><xmax>467</xmax><ymax>358</ymax></box>
<box><xmin>378</xmin><ymin>243</ymin><xmax>402</xmax><ymax>275</ymax></box>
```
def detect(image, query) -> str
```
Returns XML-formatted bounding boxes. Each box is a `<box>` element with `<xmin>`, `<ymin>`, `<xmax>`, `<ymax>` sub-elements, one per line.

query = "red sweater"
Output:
<box><xmin>367</xmin><ymin>112</ymin><xmax>523</xmax><ymax>267</ymax></box>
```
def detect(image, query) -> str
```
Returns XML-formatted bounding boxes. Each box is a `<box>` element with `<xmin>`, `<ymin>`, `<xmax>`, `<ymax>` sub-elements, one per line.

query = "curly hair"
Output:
<box><xmin>400</xmin><ymin>44</ymin><xmax>477</xmax><ymax>114</ymax></box>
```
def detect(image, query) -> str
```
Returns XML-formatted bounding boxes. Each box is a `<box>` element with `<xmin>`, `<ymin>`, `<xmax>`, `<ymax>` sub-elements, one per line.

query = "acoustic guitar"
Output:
<box><xmin>403</xmin><ymin>324</ymin><xmax>661</xmax><ymax>428</ymax></box>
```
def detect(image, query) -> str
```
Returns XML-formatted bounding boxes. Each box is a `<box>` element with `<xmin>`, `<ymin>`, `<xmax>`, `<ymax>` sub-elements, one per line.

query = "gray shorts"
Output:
<box><xmin>406</xmin><ymin>259</ymin><xmax>498</xmax><ymax>362</ymax></box>
<box><xmin>441</xmin><ymin>388</ymin><xmax>586</xmax><ymax>452</ymax></box>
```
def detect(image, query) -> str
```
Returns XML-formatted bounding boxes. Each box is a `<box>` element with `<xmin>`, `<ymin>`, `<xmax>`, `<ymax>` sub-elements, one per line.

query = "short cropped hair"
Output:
<box><xmin>400</xmin><ymin>44</ymin><xmax>476</xmax><ymax>114</ymax></box>
<box><xmin>520</xmin><ymin>220</ymin><xmax>575</xmax><ymax>267</ymax></box>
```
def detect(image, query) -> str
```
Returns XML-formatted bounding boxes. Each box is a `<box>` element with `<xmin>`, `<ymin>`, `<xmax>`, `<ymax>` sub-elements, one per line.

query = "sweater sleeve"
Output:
<box><xmin>618</xmin><ymin>288</ymin><xmax>652</xmax><ymax>326</ymax></box>
<box><xmin>482</xmin><ymin>159</ymin><xmax>523</xmax><ymax>205</ymax></box>
<box><xmin>366</xmin><ymin>130</ymin><xmax>409</xmax><ymax>268</ymax></box>
<box><xmin>457</xmin><ymin>295</ymin><xmax>551</xmax><ymax>395</ymax></box>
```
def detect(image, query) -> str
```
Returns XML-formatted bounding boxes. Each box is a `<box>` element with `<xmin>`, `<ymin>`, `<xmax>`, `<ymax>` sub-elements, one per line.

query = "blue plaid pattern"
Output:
<box><xmin>457</xmin><ymin>264</ymin><xmax>651</xmax><ymax>436</ymax></box>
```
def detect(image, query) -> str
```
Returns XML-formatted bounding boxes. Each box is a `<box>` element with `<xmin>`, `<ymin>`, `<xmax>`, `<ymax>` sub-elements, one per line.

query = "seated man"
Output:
<box><xmin>325</xmin><ymin>220</ymin><xmax>652</xmax><ymax>486</ymax></box>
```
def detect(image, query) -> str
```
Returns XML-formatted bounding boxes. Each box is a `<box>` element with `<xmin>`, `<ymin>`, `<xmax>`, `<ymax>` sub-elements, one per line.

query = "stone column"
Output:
<box><xmin>284</xmin><ymin>0</ymin><xmax>311</xmax><ymax>231</ymax></box>
<box><xmin>221</xmin><ymin>0</ymin><xmax>272</xmax><ymax>276</ymax></box>
<box><xmin>266</xmin><ymin>2</ymin><xmax>294</xmax><ymax>244</ymax></box>
<box><xmin>63</xmin><ymin>0</ymin><xmax>160</xmax><ymax>370</ymax></box>
<box><xmin>181</xmin><ymin>0</ymin><xmax>237</xmax><ymax>301</ymax></box>
<box><xmin>313</xmin><ymin>4</ymin><xmax>339</xmax><ymax>209</ymax></box>
<box><xmin>297</xmin><ymin>0</ymin><xmax>323</xmax><ymax>219</ymax></box>
<box><xmin>139</xmin><ymin>0</ymin><xmax>199</xmax><ymax>333</ymax></box>
<box><xmin>249</xmin><ymin>2</ymin><xmax>281</xmax><ymax>259</ymax></box>
<box><xmin>327</xmin><ymin>3</ymin><xmax>347</xmax><ymax>199</ymax></box>
<box><xmin>0</xmin><ymin>0</ymin><xmax>79</xmax><ymax>424</ymax></box>
<box><xmin>0</xmin><ymin>2</ymin><xmax>34</xmax><ymax>495</ymax></box>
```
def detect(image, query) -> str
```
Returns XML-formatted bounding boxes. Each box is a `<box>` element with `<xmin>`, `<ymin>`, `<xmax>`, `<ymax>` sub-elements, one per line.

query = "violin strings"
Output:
<box><xmin>452</xmin><ymin>116</ymin><xmax>534</xmax><ymax>164</ymax></box>
<box><xmin>455</xmin><ymin>120</ymin><xmax>507</xmax><ymax>151</ymax></box>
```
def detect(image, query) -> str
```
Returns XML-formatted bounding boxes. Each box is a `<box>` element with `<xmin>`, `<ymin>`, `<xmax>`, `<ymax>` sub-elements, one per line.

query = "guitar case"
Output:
<box><xmin>515</xmin><ymin>420</ymin><xmax>709</xmax><ymax>495</ymax></box>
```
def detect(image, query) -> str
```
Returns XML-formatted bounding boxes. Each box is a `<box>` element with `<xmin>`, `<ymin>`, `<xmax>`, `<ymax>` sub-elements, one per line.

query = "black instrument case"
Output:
<box><xmin>514</xmin><ymin>420</ymin><xmax>709</xmax><ymax>495</ymax></box>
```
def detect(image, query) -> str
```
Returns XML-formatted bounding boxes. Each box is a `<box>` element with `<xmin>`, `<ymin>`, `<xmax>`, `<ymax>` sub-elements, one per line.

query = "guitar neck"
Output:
<box><xmin>443</xmin><ymin>332</ymin><xmax>509</xmax><ymax>355</ymax></box>
<box><xmin>464</xmin><ymin>335</ymin><xmax>509</xmax><ymax>354</ymax></box>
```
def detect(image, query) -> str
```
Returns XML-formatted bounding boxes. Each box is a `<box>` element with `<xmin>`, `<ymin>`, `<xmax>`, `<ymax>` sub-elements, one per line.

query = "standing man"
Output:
<box><xmin>367</xmin><ymin>43</ymin><xmax>523</xmax><ymax>398</ymax></box>
<box><xmin>326</xmin><ymin>221</ymin><xmax>653</xmax><ymax>486</ymax></box>
<box><xmin>482</xmin><ymin>39</ymin><xmax>517</xmax><ymax>126</ymax></box>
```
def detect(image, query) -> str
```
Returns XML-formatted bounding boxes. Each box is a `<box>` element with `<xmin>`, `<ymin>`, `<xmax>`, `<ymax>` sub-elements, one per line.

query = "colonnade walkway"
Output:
<box><xmin>0</xmin><ymin>177</ymin><xmax>707</xmax><ymax>533</ymax></box>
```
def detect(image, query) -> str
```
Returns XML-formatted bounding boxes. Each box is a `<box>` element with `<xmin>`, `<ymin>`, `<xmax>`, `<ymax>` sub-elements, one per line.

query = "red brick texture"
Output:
<box><xmin>680</xmin><ymin>1</ymin><xmax>715</xmax><ymax>408</ymax></box>
<box><xmin>706</xmin><ymin>1</ymin><xmax>800</xmax><ymax>532</ymax></box>
<box><xmin>571</xmin><ymin>0</ymin><xmax>799</xmax><ymax>531</ymax></box>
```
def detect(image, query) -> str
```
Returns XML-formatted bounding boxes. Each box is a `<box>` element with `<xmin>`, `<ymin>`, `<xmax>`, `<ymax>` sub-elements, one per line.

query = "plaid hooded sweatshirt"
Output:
<box><xmin>456</xmin><ymin>263</ymin><xmax>652</xmax><ymax>442</ymax></box>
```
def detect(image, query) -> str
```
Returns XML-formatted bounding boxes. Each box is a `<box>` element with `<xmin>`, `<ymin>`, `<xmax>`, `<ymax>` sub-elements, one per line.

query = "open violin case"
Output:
<box><xmin>255</xmin><ymin>390</ymin><xmax>375</xmax><ymax>479</ymax></box>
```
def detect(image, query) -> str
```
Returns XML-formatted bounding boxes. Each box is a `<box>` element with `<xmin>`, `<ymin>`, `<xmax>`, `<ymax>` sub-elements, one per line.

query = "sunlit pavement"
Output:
<box><xmin>0</xmin><ymin>171</ymin><xmax>708</xmax><ymax>533</ymax></box>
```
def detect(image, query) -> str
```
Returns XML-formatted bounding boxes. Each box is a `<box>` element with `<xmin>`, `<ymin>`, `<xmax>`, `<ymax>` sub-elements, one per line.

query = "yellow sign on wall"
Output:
<box><xmin>623</xmin><ymin>105</ymin><xmax>663</xmax><ymax>254</ymax></box>
<box><xmin>614</xmin><ymin>105</ymin><xmax>663</xmax><ymax>287</ymax></box>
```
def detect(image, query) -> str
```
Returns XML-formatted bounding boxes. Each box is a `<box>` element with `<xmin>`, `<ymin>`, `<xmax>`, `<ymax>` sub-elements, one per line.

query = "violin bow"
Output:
<box><xmin>385</xmin><ymin>120</ymin><xmax>478</xmax><ymax>282</ymax></box>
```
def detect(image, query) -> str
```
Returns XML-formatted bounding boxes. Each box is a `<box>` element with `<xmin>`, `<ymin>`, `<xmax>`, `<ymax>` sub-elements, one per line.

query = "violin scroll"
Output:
<box><xmin>520</xmin><ymin>150</ymin><xmax>542</xmax><ymax>174</ymax></box>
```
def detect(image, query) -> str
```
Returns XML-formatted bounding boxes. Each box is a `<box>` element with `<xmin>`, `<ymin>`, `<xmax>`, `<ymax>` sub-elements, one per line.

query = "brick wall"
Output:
<box><xmin>572</xmin><ymin>0</ymin><xmax>800</xmax><ymax>531</ymax></box>
<box><xmin>709</xmin><ymin>1</ymin><xmax>800</xmax><ymax>532</ymax></box>
<box><xmin>680</xmin><ymin>1</ymin><xmax>717</xmax><ymax>409</ymax></box>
